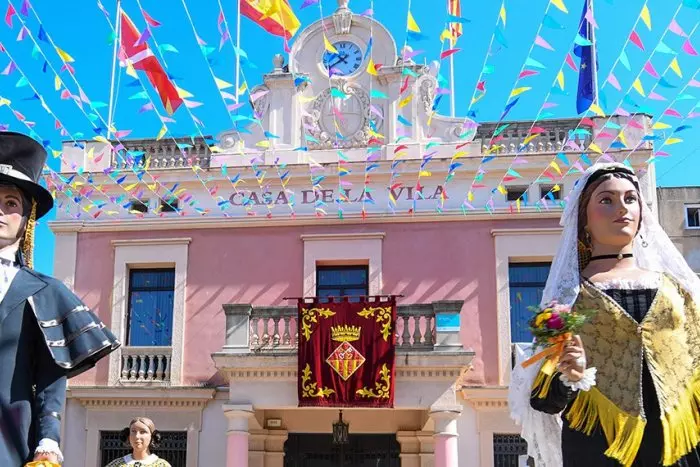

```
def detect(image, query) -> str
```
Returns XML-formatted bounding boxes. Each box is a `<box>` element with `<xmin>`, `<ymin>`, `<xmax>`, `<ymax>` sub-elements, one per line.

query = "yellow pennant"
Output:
<box><xmin>552</xmin><ymin>184</ymin><xmax>560</xmax><ymax>192</ymax></box>
<box><xmin>497</xmin><ymin>185</ymin><xmax>507</xmax><ymax>195</ymax></box>
<box><xmin>551</xmin><ymin>0</ymin><xmax>568</xmax><ymax>14</ymax></box>
<box><xmin>323</xmin><ymin>35</ymin><xmax>338</xmax><ymax>54</ymax></box>
<box><xmin>440</xmin><ymin>29</ymin><xmax>455</xmax><ymax>43</ymax></box>
<box><xmin>523</xmin><ymin>133</ymin><xmax>539</xmax><ymax>145</ymax></box>
<box><xmin>126</xmin><ymin>63</ymin><xmax>138</xmax><ymax>79</ymax></box>
<box><xmin>51</xmin><ymin>150</ymin><xmax>62</xmax><ymax>158</ymax></box>
<box><xmin>510</xmin><ymin>87</ymin><xmax>531</xmax><ymax>98</ymax></box>
<box><xmin>588</xmin><ymin>103</ymin><xmax>605</xmax><ymax>117</ymax></box>
<box><xmin>549</xmin><ymin>160</ymin><xmax>562</xmax><ymax>175</ymax></box>
<box><xmin>54</xmin><ymin>75</ymin><xmax>61</xmax><ymax>91</ymax></box>
<box><xmin>366</xmin><ymin>58</ymin><xmax>378</xmax><ymax>76</ymax></box>
<box><xmin>148</xmin><ymin>183</ymin><xmax>157</xmax><ymax>191</ymax></box>
<box><xmin>652</xmin><ymin>122</ymin><xmax>671</xmax><ymax>130</ymax></box>
<box><xmin>640</xmin><ymin>4</ymin><xmax>652</xmax><ymax>30</ymax></box>
<box><xmin>419</xmin><ymin>170</ymin><xmax>432</xmax><ymax>177</ymax></box>
<box><xmin>407</xmin><ymin>12</ymin><xmax>421</xmax><ymax>33</ymax></box>
<box><xmin>55</xmin><ymin>46</ymin><xmax>75</xmax><ymax>63</ymax></box>
<box><xmin>0</xmin><ymin>97</ymin><xmax>11</xmax><ymax>106</ymax></box>
<box><xmin>556</xmin><ymin>70</ymin><xmax>565</xmax><ymax>90</ymax></box>
<box><xmin>499</xmin><ymin>4</ymin><xmax>507</xmax><ymax>26</ymax></box>
<box><xmin>664</xmin><ymin>137</ymin><xmax>683</xmax><ymax>145</ymax></box>
<box><xmin>215</xmin><ymin>77</ymin><xmax>233</xmax><ymax>90</ymax></box>
<box><xmin>256</xmin><ymin>140</ymin><xmax>270</xmax><ymax>148</ymax></box>
<box><xmin>93</xmin><ymin>136</ymin><xmax>110</xmax><ymax>144</ymax></box>
<box><xmin>87</xmin><ymin>147</ymin><xmax>94</xmax><ymax>160</ymax></box>
<box><xmin>516</xmin><ymin>198</ymin><xmax>521</xmax><ymax>212</ymax></box>
<box><xmin>452</xmin><ymin>151</ymin><xmax>468</xmax><ymax>161</ymax></box>
<box><xmin>399</xmin><ymin>95</ymin><xmax>413</xmax><ymax>108</ymax></box>
<box><xmin>176</xmin><ymin>87</ymin><xmax>194</xmax><ymax>98</ymax></box>
<box><xmin>156</xmin><ymin>125</ymin><xmax>167</xmax><ymax>141</ymax></box>
<box><xmin>467</xmin><ymin>191</ymin><xmax>474</xmax><ymax>202</ymax></box>
<box><xmin>617</xmin><ymin>131</ymin><xmax>628</xmax><ymax>148</ymax></box>
<box><xmin>237</xmin><ymin>82</ymin><xmax>248</xmax><ymax>96</ymax></box>
<box><xmin>124</xmin><ymin>183</ymin><xmax>138</xmax><ymax>191</ymax></box>
<box><xmin>589</xmin><ymin>142</ymin><xmax>603</xmax><ymax>154</ymax></box>
<box><xmin>632</xmin><ymin>78</ymin><xmax>645</xmax><ymax>97</ymax></box>
<box><xmin>669</xmin><ymin>57</ymin><xmax>682</xmax><ymax>78</ymax></box>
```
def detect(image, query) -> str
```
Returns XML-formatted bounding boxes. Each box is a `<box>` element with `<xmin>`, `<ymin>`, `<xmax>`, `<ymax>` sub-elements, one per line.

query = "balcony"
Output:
<box><xmin>475</xmin><ymin>118</ymin><xmax>594</xmax><ymax>155</ymax></box>
<box><xmin>119</xmin><ymin>346</ymin><xmax>172</xmax><ymax>384</ymax></box>
<box><xmin>221</xmin><ymin>300</ymin><xmax>464</xmax><ymax>354</ymax></box>
<box><xmin>111</xmin><ymin>137</ymin><xmax>212</xmax><ymax>169</ymax></box>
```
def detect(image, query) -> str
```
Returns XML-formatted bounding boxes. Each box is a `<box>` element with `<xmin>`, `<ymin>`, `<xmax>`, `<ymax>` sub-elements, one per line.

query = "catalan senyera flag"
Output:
<box><xmin>119</xmin><ymin>12</ymin><xmax>182</xmax><ymax>115</ymax></box>
<box><xmin>448</xmin><ymin>0</ymin><xmax>463</xmax><ymax>42</ymax></box>
<box><xmin>240</xmin><ymin>0</ymin><xmax>301</xmax><ymax>40</ymax></box>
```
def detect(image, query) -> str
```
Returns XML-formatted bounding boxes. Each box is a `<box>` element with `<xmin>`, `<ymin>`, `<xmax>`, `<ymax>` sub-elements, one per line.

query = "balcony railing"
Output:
<box><xmin>475</xmin><ymin>118</ymin><xmax>594</xmax><ymax>155</ymax></box>
<box><xmin>120</xmin><ymin>346</ymin><xmax>172</xmax><ymax>383</ymax></box>
<box><xmin>223</xmin><ymin>301</ymin><xmax>463</xmax><ymax>354</ymax></box>
<box><xmin>111</xmin><ymin>137</ymin><xmax>212</xmax><ymax>169</ymax></box>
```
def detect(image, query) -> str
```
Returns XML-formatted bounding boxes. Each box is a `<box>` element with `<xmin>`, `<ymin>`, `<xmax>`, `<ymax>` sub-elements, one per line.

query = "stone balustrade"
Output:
<box><xmin>111</xmin><ymin>137</ymin><xmax>212</xmax><ymax>169</ymax></box>
<box><xmin>120</xmin><ymin>346</ymin><xmax>172</xmax><ymax>383</ymax></box>
<box><xmin>222</xmin><ymin>300</ymin><xmax>463</xmax><ymax>354</ymax></box>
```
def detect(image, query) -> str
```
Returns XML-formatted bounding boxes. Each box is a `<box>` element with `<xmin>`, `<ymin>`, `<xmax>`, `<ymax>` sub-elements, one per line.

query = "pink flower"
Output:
<box><xmin>553</xmin><ymin>304</ymin><xmax>570</xmax><ymax>314</ymax></box>
<box><xmin>546</xmin><ymin>313</ymin><xmax>564</xmax><ymax>330</ymax></box>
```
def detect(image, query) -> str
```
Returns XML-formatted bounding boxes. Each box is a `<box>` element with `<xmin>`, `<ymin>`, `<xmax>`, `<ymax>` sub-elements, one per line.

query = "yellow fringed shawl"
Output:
<box><xmin>532</xmin><ymin>274</ymin><xmax>700</xmax><ymax>467</ymax></box>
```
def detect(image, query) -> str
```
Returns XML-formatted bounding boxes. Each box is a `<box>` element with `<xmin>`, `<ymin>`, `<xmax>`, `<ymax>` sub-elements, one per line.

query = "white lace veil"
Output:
<box><xmin>508</xmin><ymin>162</ymin><xmax>700</xmax><ymax>466</ymax></box>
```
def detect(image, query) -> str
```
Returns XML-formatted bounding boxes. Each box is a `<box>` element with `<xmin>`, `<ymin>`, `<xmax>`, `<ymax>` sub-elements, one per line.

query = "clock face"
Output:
<box><xmin>322</xmin><ymin>41</ymin><xmax>364</xmax><ymax>76</ymax></box>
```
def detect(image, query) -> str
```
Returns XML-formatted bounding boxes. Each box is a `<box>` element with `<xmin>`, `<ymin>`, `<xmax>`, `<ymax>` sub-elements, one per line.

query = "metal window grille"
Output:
<box><xmin>99</xmin><ymin>431</ymin><xmax>187</xmax><ymax>467</ymax></box>
<box><xmin>284</xmin><ymin>433</ymin><xmax>400</xmax><ymax>467</ymax></box>
<box><xmin>316</xmin><ymin>265</ymin><xmax>369</xmax><ymax>302</ymax></box>
<box><xmin>493</xmin><ymin>434</ymin><xmax>534</xmax><ymax>467</ymax></box>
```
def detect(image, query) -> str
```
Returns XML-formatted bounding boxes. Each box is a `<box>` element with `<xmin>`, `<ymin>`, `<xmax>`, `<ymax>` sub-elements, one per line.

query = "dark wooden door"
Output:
<box><xmin>284</xmin><ymin>433</ymin><xmax>400</xmax><ymax>467</ymax></box>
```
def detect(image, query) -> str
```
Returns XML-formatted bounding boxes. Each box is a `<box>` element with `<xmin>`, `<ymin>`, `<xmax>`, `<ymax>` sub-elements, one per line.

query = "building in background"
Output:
<box><xmin>657</xmin><ymin>186</ymin><xmax>700</xmax><ymax>274</ymax></box>
<box><xmin>50</xmin><ymin>2</ymin><xmax>657</xmax><ymax>466</ymax></box>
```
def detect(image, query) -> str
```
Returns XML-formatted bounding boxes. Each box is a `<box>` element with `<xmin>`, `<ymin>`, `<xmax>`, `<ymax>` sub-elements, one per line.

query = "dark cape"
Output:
<box><xmin>0</xmin><ymin>267</ymin><xmax>120</xmax><ymax>465</ymax></box>
<box><xmin>531</xmin><ymin>286</ymin><xmax>700</xmax><ymax>467</ymax></box>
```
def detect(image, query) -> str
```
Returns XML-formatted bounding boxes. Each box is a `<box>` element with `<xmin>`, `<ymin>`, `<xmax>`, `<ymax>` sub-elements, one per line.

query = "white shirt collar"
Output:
<box><xmin>124</xmin><ymin>454</ymin><xmax>159</xmax><ymax>465</ymax></box>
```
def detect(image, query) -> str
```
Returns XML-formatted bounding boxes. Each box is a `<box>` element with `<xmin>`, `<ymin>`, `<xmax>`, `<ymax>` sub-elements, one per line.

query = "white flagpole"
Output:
<box><xmin>107</xmin><ymin>0</ymin><xmax>121</xmax><ymax>140</ymax></box>
<box><xmin>449</xmin><ymin>49</ymin><xmax>456</xmax><ymax>117</ymax></box>
<box><xmin>235</xmin><ymin>0</ymin><xmax>242</xmax><ymax>104</ymax></box>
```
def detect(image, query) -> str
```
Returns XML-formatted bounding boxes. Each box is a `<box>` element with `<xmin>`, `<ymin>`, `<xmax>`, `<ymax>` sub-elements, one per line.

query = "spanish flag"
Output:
<box><xmin>240</xmin><ymin>0</ymin><xmax>301</xmax><ymax>39</ymax></box>
<box><xmin>448</xmin><ymin>0</ymin><xmax>463</xmax><ymax>42</ymax></box>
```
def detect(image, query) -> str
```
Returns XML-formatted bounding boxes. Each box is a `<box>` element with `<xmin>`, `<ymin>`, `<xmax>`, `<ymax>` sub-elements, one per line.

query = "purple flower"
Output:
<box><xmin>546</xmin><ymin>313</ymin><xmax>565</xmax><ymax>330</ymax></box>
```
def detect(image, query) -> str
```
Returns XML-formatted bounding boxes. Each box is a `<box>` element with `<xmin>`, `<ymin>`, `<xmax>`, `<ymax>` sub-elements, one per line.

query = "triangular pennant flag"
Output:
<box><xmin>669</xmin><ymin>19</ymin><xmax>688</xmax><ymax>37</ymax></box>
<box><xmin>640</xmin><ymin>4</ymin><xmax>651</xmax><ymax>30</ymax></box>
<box><xmin>655</xmin><ymin>41</ymin><xmax>675</xmax><ymax>54</ymax></box>
<box><xmin>215</xmin><ymin>77</ymin><xmax>233</xmax><ymax>90</ymax></box>
<box><xmin>683</xmin><ymin>40</ymin><xmax>698</xmax><ymax>56</ymax></box>
<box><xmin>629</xmin><ymin>30</ymin><xmax>645</xmax><ymax>51</ymax></box>
<box><xmin>366</xmin><ymin>58</ymin><xmax>379</xmax><ymax>76</ymax></box>
<box><xmin>407</xmin><ymin>12</ymin><xmax>421</xmax><ymax>33</ymax></box>
<box><xmin>323</xmin><ymin>35</ymin><xmax>338</xmax><ymax>54</ymax></box>
<box><xmin>669</xmin><ymin>57</ymin><xmax>682</xmax><ymax>78</ymax></box>
<box><xmin>535</xmin><ymin>35</ymin><xmax>555</xmax><ymax>51</ymax></box>
<box><xmin>556</xmin><ymin>70</ymin><xmax>565</xmax><ymax>90</ymax></box>
<box><xmin>643</xmin><ymin>61</ymin><xmax>659</xmax><ymax>78</ymax></box>
<box><xmin>632</xmin><ymin>78</ymin><xmax>645</xmax><ymax>97</ymax></box>
<box><xmin>510</xmin><ymin>87</ymin><xmax>531</xmax><ymax>98</ymax></box>
<box><xmin>619</xmin><ymin>51</ymin><xmax>631</xmax><ymax>71</ymax></box>
<box><xmin>499</xmin><ymin>4</ymin><xmax>506</xmax><ymax>26</ymax></box>
<box><xmin>55</xmin><ymin>46</ymin><xmax>75</xmax><ymax>63</ymax></box>
<box><xmin>550</xmin><ymin>0</ymin><xmax>568</xmax><ymax>13</ymax></box>
<box><xmin>606</xmin><ymin>72</ymin><xmax>621</xmax><ymax>90</ymax></box>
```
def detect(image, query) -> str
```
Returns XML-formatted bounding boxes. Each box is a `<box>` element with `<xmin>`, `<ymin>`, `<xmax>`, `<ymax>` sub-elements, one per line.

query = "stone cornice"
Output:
<box><xmin>111</xmin><ymin>237</ymin><xmax>192</xmax><ymax>247</ymax></box>
<box><xmin>67</xmin><ymin>386</ymin><xmax>215</xmax><ymax>409</ymax></box>
<box><xmin>460</xmin><ymin>386</ymin><xmax>509</xmax><ymax>410</ymax></box>
<box><xmin>300</xmin><ymin>232</ymin><xmax>386</xmax><ymax>241</ymax></box>
<box><xmin>50</xmin><ymin>210</ymin><xmax>561</xmax><ymax>233</ymax></box>
<box><xmin>491</xmin><ymin>227</ymin><xmax>563</xmax><ymax>237</ymax></box>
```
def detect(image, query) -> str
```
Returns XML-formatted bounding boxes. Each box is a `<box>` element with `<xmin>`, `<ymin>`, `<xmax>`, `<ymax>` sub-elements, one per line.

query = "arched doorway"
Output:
<box><xmin>284</xmin><ymin>433</ymin><xmax>400</xmax><ymax>467</ymax></box>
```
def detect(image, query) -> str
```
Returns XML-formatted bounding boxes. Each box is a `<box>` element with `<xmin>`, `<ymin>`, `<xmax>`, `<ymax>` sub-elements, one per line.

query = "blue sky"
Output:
<box><xmin>1</xmin><ymin>0</ymin><xmax>698</xmax><ymax>275</ymax></box>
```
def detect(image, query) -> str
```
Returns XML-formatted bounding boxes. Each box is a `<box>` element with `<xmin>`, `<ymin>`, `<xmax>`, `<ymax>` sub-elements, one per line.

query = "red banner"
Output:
<box><xmin>297</xmin><ymin>298</ymin><xmax>396</xmax><ymax>408</ymax></box>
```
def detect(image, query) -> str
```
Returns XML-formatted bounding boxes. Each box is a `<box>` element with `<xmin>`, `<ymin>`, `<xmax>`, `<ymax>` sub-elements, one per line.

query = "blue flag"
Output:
<box><xmin>574</xmin><ymin>0</ymin><xmax>597</xmax><ymax>114</ymax></box>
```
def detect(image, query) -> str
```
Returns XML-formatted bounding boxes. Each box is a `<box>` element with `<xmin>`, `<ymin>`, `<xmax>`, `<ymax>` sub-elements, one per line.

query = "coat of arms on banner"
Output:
<box><xmin>297</xmin><ymin>298</ymin><xmax>397</xmax><ymax>408</ymax></box>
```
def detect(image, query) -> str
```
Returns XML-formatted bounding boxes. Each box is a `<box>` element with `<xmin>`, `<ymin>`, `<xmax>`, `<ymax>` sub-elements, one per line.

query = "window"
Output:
<box><xmin>509</xmin><ymin>263</ymin><xmax>551</xmax><ymax>343</ymax></box>
<box><xmin>493</xmin><ymin>434</ymin><xmax>533</xmax><ymax>467</ymax></box>
<box><xmin>539</xmin><ymin>185</ymin><xmax>561</xmax><ymax>201</ymax></box>
<box><xmin>129</xmin><ymin>199</ymin><xmax>149</xmax><ymax>214</ymax></box>
<box><xmin>100</xmin><ymin>430</ymin><xmax>187</xmax><ymax>467</ymax></box>
<box><xmin>316</xmin><ymin>265</ymin><xmax>369</xmax><ymax>302</ymax></box>
<box><xmin>161</xmin><ymin>198</ymin><xmax>179</xmax><ymax>213</ymax></box>
<box><xmin>686</xmin><ymin>205</ymin><xmax>700</xmax><ymax>229</ymax></box>
<box><xmin>506</xmin><ymin>186</ymin><xmax>528</xmax><ymax>202</ymax></box>
<box><xmin>127</xmin><ymin>269</ymin><xmax>175</xmax><ymax>346</ymax></box>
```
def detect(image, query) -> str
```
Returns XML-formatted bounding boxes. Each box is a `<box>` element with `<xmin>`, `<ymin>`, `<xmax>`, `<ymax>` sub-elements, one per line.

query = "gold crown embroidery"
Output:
<box><xmin>330</xmin><ymin>324</ymin><xmax>361</xmax><ymax>342</ymax></box>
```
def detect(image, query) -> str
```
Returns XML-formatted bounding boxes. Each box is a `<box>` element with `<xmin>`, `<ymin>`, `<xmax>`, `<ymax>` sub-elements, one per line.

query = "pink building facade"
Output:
<box><xmin>50</xmin><ymin>4</ymin><xmax>658</xmax><ymax>466</ymax></box>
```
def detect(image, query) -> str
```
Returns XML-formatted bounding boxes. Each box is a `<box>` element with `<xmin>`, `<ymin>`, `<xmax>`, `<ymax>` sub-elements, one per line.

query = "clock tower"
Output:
<box><xmin>218</xmin><ymin>0</ymin><xmax>477</xmax><ymax>164</ymax></box>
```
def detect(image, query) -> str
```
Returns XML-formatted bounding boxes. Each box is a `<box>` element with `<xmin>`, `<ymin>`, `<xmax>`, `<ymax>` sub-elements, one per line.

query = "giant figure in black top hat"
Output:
<box><xmin>0</xmin><ymin>132</ymin><xmax>120</xmax><ymax>465</ymax></box>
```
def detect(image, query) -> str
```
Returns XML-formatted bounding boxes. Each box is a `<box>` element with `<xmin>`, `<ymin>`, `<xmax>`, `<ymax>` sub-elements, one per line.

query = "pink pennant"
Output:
<box><xmin>647</xmin><ymin>91</ymin><xmax>666</xmax><ymax>101</ymax></box>
<box><xmin>565</xmin><ymin>53</ymin><xmax>578</xmax><ymax>72</ymax></box>
<box><xmin>629</xmin><ymin>30</ymin><xmax>645</xmax><ymax>51</ymax></box>
<box><xmin>13</xmin><ymin>110</ymin><xmax>25</xmax><ymax>121</ymax></box>
<box><xmin>195</xmin><ymin>34</ymin><xmax>207</xmax><ymax>46</ymax></box>
<box><xmin>60</xmin><ymin>63</ymin><xmax>75</xmax><ymax>74</ymax></box>
<box><xmin>542</xmin><ymin>102</ymin><xmax>558</xmax><ymax>109</ymax></box>
<box><xmin>682</xmin><ymin>39</ymin><xmax>698</xmax><ymax>56</ymax></box>
<box><xmin>142</xmin><ymin>9</ymin><xmax>161</xmax><ymax>27</ymax></box>
<box><xmin>94</xmin><ymin>151</ymin><xmax>105</xmax><ymax>163</ymax></box>
<box><xmin>585</xmin><ymin>7</ymin><xmax>598</xmax><ymax>29</ymax></box>
<box><xmin>440</xmin><ymin>48</ymin><xmax>460</xmax><ymax>59</ymax></box>
<box><xmin>138</xmin><ymin>102</ymin><xmax>154</xmax><ymax>113</ymax></box>
<box><xmin>643</xmin><ymin>61</ymin><xmax>659</xmax><ymax>78</ymax></box>
<box><xmin>5</xmin><ymin>4</ymin><xmax>16</xmax><ymax>28</ymax></box>
<box><xmin>654</xmin><ymin>151</ymin><xmax>670</xmax><ymax>157</ymax></box>
<box><xmin>669</xmin><ymin>19</ymin><xmax>687</xmax><ymax>38</ymax></box>
<box><xmin>596</xmin><ymin>131</ymin><xmax>615</xmax><ymax>139</ymax></box>
<box><xmin>161</xmin><ymin>117</ymin><xmax>176</xmax><ymax>123</ymax></box>
<box><xmin>0</xmin><ymin>43</ymin><xmax>5</xmax><ymax>52</ymax></box>
<box><xmin>476</xmin><ymin>80</ymin><xmax>486</xmax><ymax>92</ymax></box>
<box><xmin>688</xmin><ymin>112</ymin><xmax>700</xmax><ymax>119</ymax></box>
<box><xmin>628</xmin><ymin>119</ymin><xmax>644</xmax><ymax>129</ymax></box>
<box><xmin>183</xmin><ymin>100</ymin><xmax>203</xmax><ymax>108</ymax></box>
<box><xmin>78</xmin><ymin>87</ymin><xmax>90</xmax><ymax>104</ymax></box>
<box><xmin>614</xmin><ymin>107</ymin><xmax>630</xmax><ymax>117</ymax></box>
<box><xmin>370</xmin><ymin>104</ymin><xmax>383</xmax><ymax>118</ymax></box>
<box><xmin>114</xmin><ymin>129</ymin><xmax>132</xmax><ymax>138</ymax></box>
<box><xmin>1</xmin><ymin>60</ymin><xmax>16</xmax><ymax>75</ymax></box>
<box><xmin>534</xmin><ymin>35</ymin><xmax>554</xmax><ymax>51</ymax></box>
<box><xmin>664</xmin><ymin>109</ymin><xmax>682</xmax><ymax>118</ymax></box>
<box><xmin>284</xmin><ymin>37</ymin><xmax>291</xmax><ymax>53</ymax></box>
<box><xmin>226</xmin><ymin>103</ymin><xmax>245</xmax><ymax>112</ymax></box>
<box><xmin>530</xmin><ymin>126</ymin><xmax>547</xmax><ymax>134</ymax></box>
<box><xmin>580</xmin><ymin>117</ymin><xmax>597</xmax><ymax>127</ymax></box>
<box><xmin>519</xmin><ymin>70</ymin><xmax>539</xmax><ymax>79</ymax></box>
<box><xmin>250</xmin><ymin>89</ymin><xmax>269</xmax><ymax>102</ymax></box>
<box><xmin>59</xmin><ymin>89</ymin><xmax>71</xmax><ymax>99</ymax></box>
<box><xmin>688</xmin><ymin>79</ymin><xmax>700</xmax><ymax>88</ymax></box>
<box><xmin>606</xmin><ymin>73</ymin><xmax>621</xmax><ymax>90</ymax></box>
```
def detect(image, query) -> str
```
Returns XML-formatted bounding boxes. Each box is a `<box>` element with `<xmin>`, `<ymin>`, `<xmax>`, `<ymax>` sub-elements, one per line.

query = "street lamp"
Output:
<box><xmin>332</xmin><ymin>410</ymin><xmax>349</xmax><ymax>445</ymax></box>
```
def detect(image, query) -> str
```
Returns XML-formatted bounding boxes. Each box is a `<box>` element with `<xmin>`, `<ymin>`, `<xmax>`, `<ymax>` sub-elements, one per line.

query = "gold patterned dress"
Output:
<box><xmin>530</xmin><ymin>275</ymin><xmax>700</xmax><ymax>467</ymax></box>
<box><xmin>104</xmin><ymin>454</ymin><xmax>171</xmax><ymax>467</ymax></box>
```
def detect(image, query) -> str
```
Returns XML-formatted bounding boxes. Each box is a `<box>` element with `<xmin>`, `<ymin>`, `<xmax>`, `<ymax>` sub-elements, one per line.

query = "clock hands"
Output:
<box><xmin>328</xmin><ymin>53</ymin><xmax>349</xmax><ymax>69</ymax></box>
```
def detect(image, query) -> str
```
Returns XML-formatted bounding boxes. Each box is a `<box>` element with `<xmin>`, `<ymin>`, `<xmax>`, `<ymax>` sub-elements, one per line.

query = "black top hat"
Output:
<box><xmin>0</xmin><ymin>131</ymin><xmax>54</xmax><ymax>218</ymax></box>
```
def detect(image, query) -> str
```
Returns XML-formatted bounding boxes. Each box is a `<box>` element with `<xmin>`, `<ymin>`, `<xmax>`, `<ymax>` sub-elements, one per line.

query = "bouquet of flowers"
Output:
<box><xmin>522</xmin><ymin>300</ymin><xmax>594</xmax><ymax>368</ymax></box>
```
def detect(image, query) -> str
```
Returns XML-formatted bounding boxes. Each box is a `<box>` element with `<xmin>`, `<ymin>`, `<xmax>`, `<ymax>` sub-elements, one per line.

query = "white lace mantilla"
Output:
<box><xmin>590</xmin><ymin>274</ymin><xmax>661</xmax><ymax>290</ymax></box>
